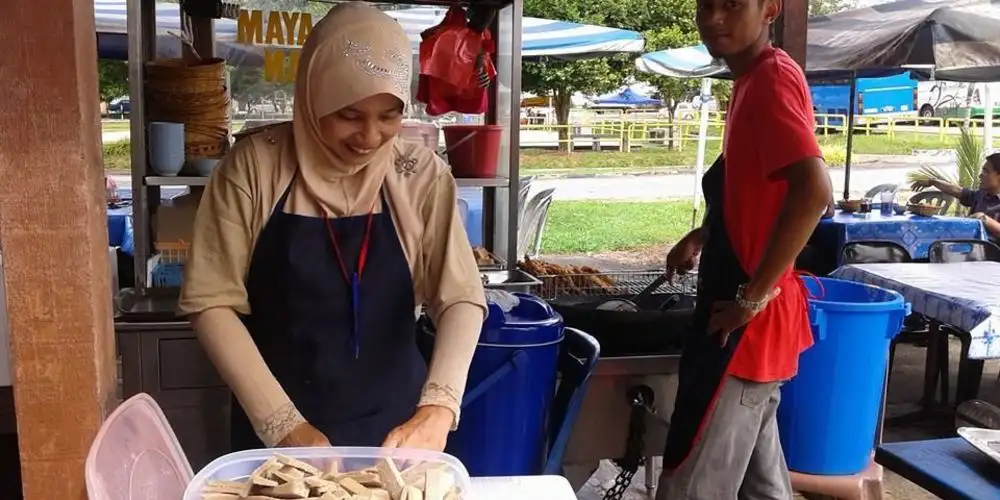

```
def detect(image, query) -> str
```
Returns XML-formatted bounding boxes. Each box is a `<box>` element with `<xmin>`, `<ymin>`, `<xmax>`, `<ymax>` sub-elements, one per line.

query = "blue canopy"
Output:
<box><xmin>94</xmin><ymin>0</ymin><xmax>645</xmax><ymax>61</ymax></box>
<box><xmin>594</xmin><ymin>88</ymin><xmax>661</xmax><ymax>107</ymax></box>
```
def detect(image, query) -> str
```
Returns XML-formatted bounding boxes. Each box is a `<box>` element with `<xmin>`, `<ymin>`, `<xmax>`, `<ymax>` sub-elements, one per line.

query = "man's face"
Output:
<box><xmin>980</xmin><ymin>160</ymin><xmax>1000</xmax><ymax>192</ymax></box>
<box><xmin>696</xmin><ymin>0</ymin><xmax>779</xmax><ymax>59</ymax></box>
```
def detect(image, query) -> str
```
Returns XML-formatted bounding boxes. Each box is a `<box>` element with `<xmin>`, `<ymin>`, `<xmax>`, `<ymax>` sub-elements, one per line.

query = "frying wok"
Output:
<box><xmin>548</xmin><ymin>293</ymin><xmax>696</xmax><ymax>357</ymax></box>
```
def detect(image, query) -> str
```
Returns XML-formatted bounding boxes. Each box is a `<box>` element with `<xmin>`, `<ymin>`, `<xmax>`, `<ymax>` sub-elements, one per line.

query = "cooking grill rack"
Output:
<box><xmin>533</xmin><ymin>271</ymin><xmax>698</xmax><ymax>300</ymax></box>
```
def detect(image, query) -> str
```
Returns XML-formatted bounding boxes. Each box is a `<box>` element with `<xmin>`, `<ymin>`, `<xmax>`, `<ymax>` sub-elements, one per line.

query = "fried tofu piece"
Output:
<box><xmin>337</xmin><ymin>477</ymin><xmax>369</xmax><ymax>496</ymax></box>
<box><xmin>275</xmin><ymin>454</ymin><xmax>322</xmax><ymax>476</ymax></box>
<box><xmin>375</xmin><ymin>458</ymin><xmax>406</xmax><ymax>500</ymax></box>
<box><xmin>422</xmin><ymin>468</ymin><xmax>454</xmax><ymax>500</ymax></box>
<box><xmin>202</xmin><ymin>480</ymin><xmax>246</xmax><ymax>496</ymax></box>
<box><xmin>258</xmin><ymin>480</ymin><xmax>311</xmax><ymax>500</ymax></box>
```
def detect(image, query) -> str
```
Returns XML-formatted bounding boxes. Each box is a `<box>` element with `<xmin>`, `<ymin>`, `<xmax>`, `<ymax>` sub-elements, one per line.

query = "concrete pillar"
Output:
<box><xmin>0</xmin><ymin>0</ymin><xmax>118</xmax><ymax>498</ymax></box>
<box><xmin>775</xmin><ymin>0</ymin><xmax>808</xmax><ymax>70</ymax></box>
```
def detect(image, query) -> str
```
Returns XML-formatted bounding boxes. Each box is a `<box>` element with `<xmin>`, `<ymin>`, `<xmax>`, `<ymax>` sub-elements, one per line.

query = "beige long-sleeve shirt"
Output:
<box><xmin>178</xmin><ymin>124</ymin><xmax>486</xmax><ymax>446</ymax></box>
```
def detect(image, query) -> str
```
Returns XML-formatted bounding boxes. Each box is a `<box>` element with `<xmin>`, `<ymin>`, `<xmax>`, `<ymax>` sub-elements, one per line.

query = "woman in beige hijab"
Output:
<box><xmin>179</xmin><ymin>2</ymin><xmax>486</xmax><ymax>452</ymax></box>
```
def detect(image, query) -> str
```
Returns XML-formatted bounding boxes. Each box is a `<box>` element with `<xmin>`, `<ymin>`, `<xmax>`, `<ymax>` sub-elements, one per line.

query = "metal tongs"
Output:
<box><xmin>596</xmin><ymin>272</ymin><xmax>671</xmax><ymax>312</ymax></box>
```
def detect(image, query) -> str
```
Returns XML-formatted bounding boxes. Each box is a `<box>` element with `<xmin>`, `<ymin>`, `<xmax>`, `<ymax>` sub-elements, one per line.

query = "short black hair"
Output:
<box><xmin>986</xmin><ymin>152</ymin><xmax>1000</xmax><ymax>172</ymax></box>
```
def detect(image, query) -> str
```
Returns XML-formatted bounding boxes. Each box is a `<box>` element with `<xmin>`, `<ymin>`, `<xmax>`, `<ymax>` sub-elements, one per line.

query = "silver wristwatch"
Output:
<box><xmin>735</xmin><ymin>284</ymin><xmax>779</xmax><ymax>314</ymax></box>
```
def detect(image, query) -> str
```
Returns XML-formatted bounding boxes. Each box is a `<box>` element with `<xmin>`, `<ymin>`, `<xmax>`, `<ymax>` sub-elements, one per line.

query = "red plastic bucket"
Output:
<box><xmin>443</xmin><ymin>125</ymin><xmax>503</xmax><ymax>178</ymax></box>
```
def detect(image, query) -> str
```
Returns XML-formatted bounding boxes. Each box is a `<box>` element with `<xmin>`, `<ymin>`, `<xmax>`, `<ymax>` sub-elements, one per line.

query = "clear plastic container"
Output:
<box><xmin>183</xmin><ymin>447</ymin><xmax>473</xmax><ymax>500</ymax></box>
<box><xmin>85</xmin><ymin>393</ymin><xmax>193</xmax><ymax>500</ymax></box>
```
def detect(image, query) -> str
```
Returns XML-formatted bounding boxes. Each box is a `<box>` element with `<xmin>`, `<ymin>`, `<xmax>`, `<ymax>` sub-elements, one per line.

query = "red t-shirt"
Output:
<box><xmin>723</xmin><ymin>47</ymin><xmax>820</xmax><ymax>382</ymax></box>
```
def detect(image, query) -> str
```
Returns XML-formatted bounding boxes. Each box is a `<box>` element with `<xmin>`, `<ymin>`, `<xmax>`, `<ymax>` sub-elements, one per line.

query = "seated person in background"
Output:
<box><xmin>912</xmin><ymin>152</ymin><xmax>1000</xmax><ymax>241</ymax></box>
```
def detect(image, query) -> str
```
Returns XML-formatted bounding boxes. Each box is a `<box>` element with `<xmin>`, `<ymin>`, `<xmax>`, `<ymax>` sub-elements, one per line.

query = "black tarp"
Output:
<box><xmin>807</xmin><ymin>0</ymin><xmax>1000</xmax><ymax>81</ymax></box>
<box><xmin>637</xmin><ymin>0</ymin><xmax>1000</xmax><ymax>82</ymax></box>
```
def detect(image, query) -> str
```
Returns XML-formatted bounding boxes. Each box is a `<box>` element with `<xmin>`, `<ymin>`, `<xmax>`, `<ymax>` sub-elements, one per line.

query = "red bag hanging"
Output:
<box><xmin>416</xmin><ymin>6</ymin><xmax>496</xmax><ymax>116</ymax></box>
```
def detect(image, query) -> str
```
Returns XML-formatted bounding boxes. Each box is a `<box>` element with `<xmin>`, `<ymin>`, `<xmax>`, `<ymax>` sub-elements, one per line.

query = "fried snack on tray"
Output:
<box><xmin>201</xmin><ymin>453</ymin><xmax>461</xmax><ymax>500</ymax></box>
<box><xmin>471</xmin><ymin>246</ymin><xmax>496</xmax><ymax>266</ymax></box>
<box><xmin>517</xmin><ymin>256</ymin><xmax>615</xmax><ymax>296</ymax></box>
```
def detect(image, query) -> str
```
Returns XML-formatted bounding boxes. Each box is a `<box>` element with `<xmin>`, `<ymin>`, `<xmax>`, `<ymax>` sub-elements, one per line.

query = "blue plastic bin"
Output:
<box><xmin>778</xmin><ymin>277</ymin><xmax>910</xmax><ymax>476</ymax></box>
<box><xmin>426</xmin><ymin>293</ymin><xmax>564</xmax><ymax>477</ymax></box>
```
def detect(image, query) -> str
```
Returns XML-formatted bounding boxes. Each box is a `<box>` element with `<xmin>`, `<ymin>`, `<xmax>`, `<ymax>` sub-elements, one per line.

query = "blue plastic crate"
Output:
<box><xmin>152</xmin><ymin>262</ymin><xmax>185</xmax><ymax>288</ymax></box>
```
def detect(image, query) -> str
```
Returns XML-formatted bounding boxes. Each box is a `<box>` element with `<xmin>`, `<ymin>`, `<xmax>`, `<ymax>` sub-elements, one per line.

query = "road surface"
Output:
<box><xmin>110</xmin><ymin>155</ymin><xmax>955</xmax><ymax>202</ymax></box>
<box><xmin>528</xmin><ymin>155</ymin><xmax>956</xmax><ymax>202</ymax></box>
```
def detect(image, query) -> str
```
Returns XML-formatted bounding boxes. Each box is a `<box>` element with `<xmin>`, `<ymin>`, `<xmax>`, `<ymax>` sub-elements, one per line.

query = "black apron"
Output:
<box><xmin>662</xmin><ymin>156</ymin><xmax>753</xmax><ymax>472</ymax></box>
<box><xmin>231</xmin><ymin>178</ymin><xmax>427</xmax><ymax>449</ymax></box>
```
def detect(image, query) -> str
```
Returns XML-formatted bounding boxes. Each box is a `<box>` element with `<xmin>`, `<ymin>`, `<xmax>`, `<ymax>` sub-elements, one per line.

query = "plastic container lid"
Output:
<box><xmin>183</xmin><ymin>447</ymin><xmax>473</xmax><ymax>500</ymax></box>
<box><xmin>85</xmin><ymin>393</ymin><xmax>193</xmax><ymax>500</ymax></box>
<box><xmin>481</xmin><ymin>292</ymin><xmax>564</xmax><ymax>346</ymax></box>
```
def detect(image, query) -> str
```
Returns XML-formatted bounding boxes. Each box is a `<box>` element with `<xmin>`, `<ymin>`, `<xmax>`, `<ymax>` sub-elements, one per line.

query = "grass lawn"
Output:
<box><xmin>541</xmin><ymin>200</ymin><xmax>697</xmax><ymax>254</ymax></box>
<box><xmin>521</xmin><ymin>131</ymin><xmax>958</xmax><ymax>172</ymax></box>
<box><xmin>101</xmin><ymin>120</ymin><xmax>131</xmax><ymax>132</ymax></box>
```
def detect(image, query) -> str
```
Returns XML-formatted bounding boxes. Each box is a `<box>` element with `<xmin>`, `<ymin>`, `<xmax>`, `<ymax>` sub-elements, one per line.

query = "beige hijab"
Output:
<box><xmin>292</xmin><ymin>2</ymin><xmax>412</xmax><ymax>216</ymax></box>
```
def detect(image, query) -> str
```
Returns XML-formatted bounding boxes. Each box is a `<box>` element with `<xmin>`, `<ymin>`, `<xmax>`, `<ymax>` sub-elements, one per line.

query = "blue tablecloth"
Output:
<box><xmin>876</xmin><ymin>438</ymin><xmax>1000</xmax><ymax>500</ymax></box>
<box><xmin>815</xmin><ymin>210</ymin><xmax>986</xmax><ymax>262</ymax></box>
<box><xmin>832</xmin><ymin>262</ymin><xmax>1000</xmax><ymax>359</ymax></box>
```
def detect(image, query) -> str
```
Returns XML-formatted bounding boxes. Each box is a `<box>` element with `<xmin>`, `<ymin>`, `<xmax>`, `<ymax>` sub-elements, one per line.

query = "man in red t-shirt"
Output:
<box><xmin>656</xmin><ymin>1</ymin><xmax>833</xmax><ymax>498</ymax></box>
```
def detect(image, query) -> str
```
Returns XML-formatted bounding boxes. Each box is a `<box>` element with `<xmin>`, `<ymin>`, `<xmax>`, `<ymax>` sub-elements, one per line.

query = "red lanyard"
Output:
<box><xmin>317</xmin><ymin>194</ymin><xmax>379</xmax><ymax>359</ymax></box>
<box><xmin>323</xmin><ymin>205</ymin><xmax>377</xmax><ymax>284</ymax></box>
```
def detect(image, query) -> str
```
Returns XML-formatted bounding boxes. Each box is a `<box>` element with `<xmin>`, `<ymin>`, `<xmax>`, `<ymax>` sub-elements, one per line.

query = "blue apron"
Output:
<box><xmin>662</xmin><ymin>156</ymin><xmax>752</xmax><ymax>471</ymax></box>
<box><xmin>230</xmin><ymin>177</ymin><xmax>427</xmax><ymax>449</ymax></box>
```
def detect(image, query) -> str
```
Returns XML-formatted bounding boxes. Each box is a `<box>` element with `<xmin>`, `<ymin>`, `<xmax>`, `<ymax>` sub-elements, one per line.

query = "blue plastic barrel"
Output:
<box><xmin>430</xmin><ymin>292</ymin><xmax>563</xmax><ymax>477</ymax></box>
<box><xmin>778</xmin><ymin>277</ymin><xmax>910</xmax><ymax>475</ymax></box>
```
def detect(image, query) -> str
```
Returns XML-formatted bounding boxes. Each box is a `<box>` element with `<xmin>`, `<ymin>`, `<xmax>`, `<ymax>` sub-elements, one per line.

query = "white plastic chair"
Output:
<box><xmin>518</xmin><ymin>188</ymin><xmax>556</xmax><ymax>258</ymax></box>
<box><xmin>85</xmin><ymin>393</ymin><xmax>193</xmax><ymax>500</ymax></box>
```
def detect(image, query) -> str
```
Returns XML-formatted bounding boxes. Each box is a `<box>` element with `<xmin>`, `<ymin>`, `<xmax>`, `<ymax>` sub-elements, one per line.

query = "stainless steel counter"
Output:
<box><xmin>593</xmin><ymin>354</ymin><xmax>680</xmax><ymax>377</ymax></box>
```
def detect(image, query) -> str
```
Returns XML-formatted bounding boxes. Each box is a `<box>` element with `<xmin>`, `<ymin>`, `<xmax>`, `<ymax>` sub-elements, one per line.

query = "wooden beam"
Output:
<box><xmin>0</xmin><ymin>0</ymin><xmax>118</xmax><ymax>497</ymax></box>
<box><xmin>775</xmin><ymin>0</ymin><xmax>808</xmax><ymax>70</ymax></box>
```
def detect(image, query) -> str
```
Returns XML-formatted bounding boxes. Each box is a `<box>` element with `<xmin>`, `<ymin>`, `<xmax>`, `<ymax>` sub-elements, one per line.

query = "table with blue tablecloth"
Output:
<box><xmin>813</xmin><ymin>210</ymin><xmax>986</xmax><ymax>263</ymax></box>
<box><xmin>107</xmin><ymin>205</ymin><xmax>130</xmax><ymax>244</ymax></box>
<box><xmin>876</xmin><ymin>438</ymin><xmax>1000</xmax><ymax>500</ymax></box>
<box><xmin>833</xmin><ymin>262</ymin><xmax>1000</xmax><ymax>407</ymax></box>
<box><xmin>833</xmin><ymin>262</ymin><xmax>1000</xmax><ymax>359</ymax></box>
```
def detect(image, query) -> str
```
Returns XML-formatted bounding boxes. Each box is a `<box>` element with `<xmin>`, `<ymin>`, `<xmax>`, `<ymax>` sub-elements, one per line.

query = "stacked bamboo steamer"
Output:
<box><xmin>145</xmin><ymin>57</ymin><xmax>230</xmax><ymax>162</ymax></box>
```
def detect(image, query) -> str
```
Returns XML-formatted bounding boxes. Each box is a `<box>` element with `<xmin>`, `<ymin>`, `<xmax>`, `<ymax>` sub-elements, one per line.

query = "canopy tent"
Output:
<box><xmin>636</xmin><ymin>0</ymin><xmax>1000</xmax><ymax>201</ymax></box>
<box><xmin>636</xmin><ymin>0</ymin><xmax>1000</xmax><ymax>82</ymax></box>
<box><xmin>387</xmin><ymin>6</ymin><xmax>645</xmax><ymax>59</ymax></box>
<box><xmin>94</xmin><ymin>0</ymin><xmax>645</xmax><ymax>61</ymax></box>
<box><xmin>593</xmin><ymin>88</ymin><xmax>661</xmax><ymax>107</ymax></box>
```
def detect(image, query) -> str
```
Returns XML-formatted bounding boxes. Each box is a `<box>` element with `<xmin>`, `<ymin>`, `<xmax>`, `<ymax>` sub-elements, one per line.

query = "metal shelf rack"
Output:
<box><xmin>126</xmin><ymin>0</ymin><xmax>523</xmax><ymax>291</ymax></box>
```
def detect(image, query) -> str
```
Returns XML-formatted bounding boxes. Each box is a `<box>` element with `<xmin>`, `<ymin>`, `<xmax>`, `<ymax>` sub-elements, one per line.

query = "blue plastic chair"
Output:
<box><xmin>543</xmin><ymin>327</ymin><xmax>601</xmax><ymax>475</ymax></box>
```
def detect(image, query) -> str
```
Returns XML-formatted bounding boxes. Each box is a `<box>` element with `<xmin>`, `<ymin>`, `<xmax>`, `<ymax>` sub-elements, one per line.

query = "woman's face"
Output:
<box><xmin>318</xmin><ymin>93</ymin><xmax>404</xmax><ymax>165</ymax></box>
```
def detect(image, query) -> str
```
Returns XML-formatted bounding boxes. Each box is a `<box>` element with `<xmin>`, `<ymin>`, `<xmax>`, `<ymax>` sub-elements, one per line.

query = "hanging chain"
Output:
<box><xmin>604</xmin><ymin>386</ymin><xmax>655</xmax><ymax>500</ymax></box>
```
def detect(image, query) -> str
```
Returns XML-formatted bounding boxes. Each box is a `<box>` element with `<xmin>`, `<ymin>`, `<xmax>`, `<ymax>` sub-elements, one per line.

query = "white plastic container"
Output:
<box><xmin>183</xmin><ymin>447</ymin><xmax>473</xmax><ymax>500</ymax></box>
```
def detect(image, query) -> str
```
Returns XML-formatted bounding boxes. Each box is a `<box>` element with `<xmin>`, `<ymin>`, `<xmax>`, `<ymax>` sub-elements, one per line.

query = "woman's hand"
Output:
<box><xmin>277</xmin><ymin>422</ymin><xmax>332</xmax><ymax>448</ymax></box>
<box><xmin>382</xmin><ymin>405</ymin><xmax>454</xmax><ymax>452</ymax></box>
<box><xmin>910</xmin><ymin>179</ymin><xmax>935</xmax><ymax>192</ymax></box>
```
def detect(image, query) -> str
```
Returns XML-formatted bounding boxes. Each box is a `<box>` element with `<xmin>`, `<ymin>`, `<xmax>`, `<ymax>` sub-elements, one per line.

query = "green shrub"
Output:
<box><xmin>103</xmin><ymin>140</ymin><xmax>131</xmax><ymax>172</ymax></box>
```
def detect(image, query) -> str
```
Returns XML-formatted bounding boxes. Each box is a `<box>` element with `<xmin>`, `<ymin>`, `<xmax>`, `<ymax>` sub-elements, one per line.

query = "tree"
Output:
<box><xmin>521</xmin><ymin>0</ymin><xmax>701</xmax><ymax>151</ymax></box>
<box><xmin>98</xmin><ymin>60</ymin><xmax>129</xmax><ymax>102</ymax></box>
<box><xmin>521</xmin><ymin>0</ymin><xmax>630</xmax><ymax>150</ymax></box>
<box><xmin>809</xmin><ymin>0</ymin><xmax>857</xmax><ymax>16</ymax></box>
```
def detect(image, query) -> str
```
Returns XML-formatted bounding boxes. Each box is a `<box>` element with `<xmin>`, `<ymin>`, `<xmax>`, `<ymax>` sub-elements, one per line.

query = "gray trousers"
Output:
<box><xmin>655</xmin><ymin>376</ymin><xmax>793</xmax><ymax>500</ymax></box>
